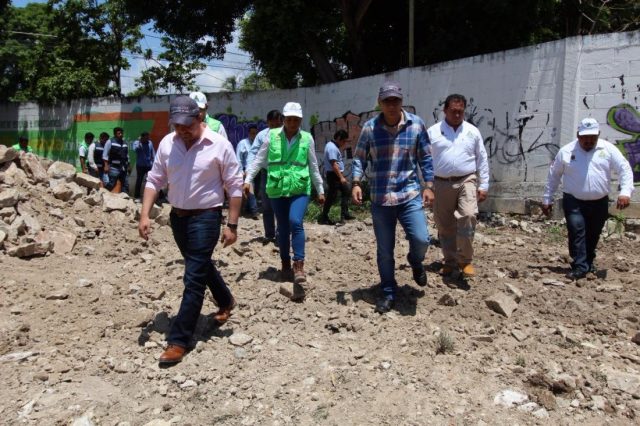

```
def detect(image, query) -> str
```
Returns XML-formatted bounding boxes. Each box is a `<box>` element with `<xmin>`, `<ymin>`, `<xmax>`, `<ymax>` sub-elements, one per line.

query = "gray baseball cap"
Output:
<box><xmin>170</xmin><ymin>96</ymin><xmax>200</xmax><ymax>126</ymax></box>
<box><xmin>379</xmin><ymin>81</ymin><xmax>403</xmax><ymax>100</ymax></box>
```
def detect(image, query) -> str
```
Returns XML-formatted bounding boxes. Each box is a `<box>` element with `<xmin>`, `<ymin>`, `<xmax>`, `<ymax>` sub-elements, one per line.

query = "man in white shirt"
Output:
<box><xmin>542</xmin><ymin>117</ymin><xmax>633</xmax><ymax>280</ymax></box>
<box><xmin>427</xmin><ymin>94</ymin><xmax>489</xmax><ymax>280</ymax></box>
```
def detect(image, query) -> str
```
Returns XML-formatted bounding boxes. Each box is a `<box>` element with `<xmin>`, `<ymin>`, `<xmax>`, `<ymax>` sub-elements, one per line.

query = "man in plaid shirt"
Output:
<box><xmin>352</xmin><ymin>81</ymin><xmax>434</xmax><ymax>314</ymax></box>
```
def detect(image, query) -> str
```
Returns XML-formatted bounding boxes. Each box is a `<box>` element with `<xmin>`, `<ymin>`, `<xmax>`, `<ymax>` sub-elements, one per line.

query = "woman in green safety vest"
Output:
<box><xmin>243</xmin><ymin>102</ymin><xmax>325</xmax><ymax>293</ymax></box>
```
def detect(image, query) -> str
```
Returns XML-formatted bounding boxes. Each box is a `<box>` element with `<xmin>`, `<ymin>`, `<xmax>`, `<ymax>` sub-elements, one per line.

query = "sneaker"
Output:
<box><xmin>459</xmin><ymin>263</ymin><xmax>476</xmax><ymax>278</ymax></box>
<box><xmin>566</xmin><ymin>270</ymin><xmax>587</xmax><ymax>281</ymax></box>
<box><xmin>374</xmin><ymin>297</ymin><xmax>394</xmax><ymax>314</ymax></box>
<box><xmin>317</xmin><ymin>216</ymin><xmax>335</xmax><ymax>225</ymax></box>
<box><xmin>412</xmin><ymin>265</ymin><xmax>427</xmax><ymax>287</ymax></box>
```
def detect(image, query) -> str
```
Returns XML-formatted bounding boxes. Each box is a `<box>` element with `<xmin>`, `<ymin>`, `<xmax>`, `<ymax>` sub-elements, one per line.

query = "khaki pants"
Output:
<box><xmin>433</xmin><ymin>174</ymin><xmax>478</xmax><ymax>265</ymax></box>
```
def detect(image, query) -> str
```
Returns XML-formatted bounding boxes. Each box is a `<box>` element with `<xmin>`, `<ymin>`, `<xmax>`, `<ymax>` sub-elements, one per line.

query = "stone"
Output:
<box><xmin>47</xmin><ymin>161</ymin><xmax>76</xmax><ymax>181</ymax></box>
<box><xmin>0</xmin><ymin>351</ymin><xmax>37</xmax><ymax>362</ymax></box>
<box><xmin>532</xmin><ymin>408</ymin><xmax>549</xmax><ymax>419</ymax></box>
<box><xmin>602</xmin><ymin>367</ymin><xmax>640</xmax><ymax>396</ymax></box>
<box><xmin>143</xmin><ymin>421</ymin><xmax>171</xmax><ymax>426</ymax></box>
<box><xmin>20</xmin><ymin>153</ymin><xmax>48</xmax><ymax>183</ymax></box>
<box><xmin>279</xmin><ymin>282</ymin><xmax>305</xmax><ymax>302</ymax></box>
<box><xmin>517</xmin><ymin>402</ymin><xmax>539</xmax><ymax>413</ymax></box>
<box><xmin>103</xmin><ymin>193</ymin><xmax>129</xmax><ymax>212</ymax></box>
<box><xmin>493</xmin><ymin>389</ymin><xmax>528</xmax><ymax>407</ymax></box>
<box><xmin>533</xmin><ymin>389</ymin><xmax>558</xmax><ymax>410</ymax></box>
<box><xmin>39</xmin><ymin>229</ymin><xmax>76</xmax><ymax>254</ymax></box>
<box><xmin>0</xmin><ymin>189</ymin><xmax>19</xmax><ymax>208</ymax></box>
<box><xmin>542</xmin><ymin>278</ymin><xmax>565</xmax><ymax>287</ymax></box>
<box><xmin>53</xmin><ymin>184</ymin><xmax>74</xmax><ymax>202</ymax></box>
<box><xmin>485</xmin><ymin>292</ymin><xmax>519</xmax><ymax>317</ymax></box>
<box><xmin>148</xmin><ymin>204</ymin><xmax>162</xmax><ymax>220</ymax></box>
<box><xmin>0</xmin><ymin>230</ymin><xmax>6</xmax><ymax>246</ymax></box>
<box><xmin>75</xmin><ymin>172</ymin><xmax>101</xmax><ymax>190</ymax></box>
<box><xmin>229</xmin><ymin>333</ymin><xmax>253</xmax><ymax>346</ymax></box>
<box><xmin>7</xmin><ymin>240</ymin><xmax>52</xmax><ymax>257</ymax></box>
<box><xmin>438</xmin><ymin>294</ymin><xmax>457</xmax><ymax>306</ymax></box>
<box><xmin>504</xmin><ymin>283</ymin><xmax>523</xmax><ymax>302</ymax></box>
<box><xmin>21</xmin><ymin>214</ymin><xmax>41</xmax><ymax>234</ymax></box>
<box><xmin>131</xmin><ymin>308</ymin><xmax>155</xmax><ymax>328</ymax></box>
<box><xmin>3</xmin><ymin>162</ymin><xmax>29</xmax><ymax>186</ymax></box>
<box><xmin>84</xmin><ymin>191</ymin><xmax>103</xmax><ymax>206</ymax></box>
<box><xmin>511</xmin><ymin>329</ymin><xmax>529</xmax><ymax>342</ymax></box>
<box><xmin>633</xmin><ymin>332</ymin><xmax>640</xmax><ymax>345</ymax></box>
<box><xmin>46</xmin><ymin>290</ymin><xmax>69</xmax><ymax>300</ymax></box>
<box><xmin>71</xmin><ymin>411</ymin><xmax>95</xmax><ymax>426</ymax></box>
<box><xmin>0</xmin><ymin>145</ymin><xmax>18</xmax><ymax>164</ymax></box>
<box><xmin>591</xmin><ymin>395</ymin><xmax>608</xmax><ymax>411</ymax></box>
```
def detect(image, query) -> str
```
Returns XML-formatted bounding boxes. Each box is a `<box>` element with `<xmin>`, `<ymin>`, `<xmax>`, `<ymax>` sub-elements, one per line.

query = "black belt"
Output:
<box><xmin>435</xmin><ymin>173</ymin><xmax>473</xmax><ymax>182</ymax></box>
<box><xmin>171</xmin><ymin>207</ymin><xmax>222</xmax><ymax>217</ymax></box>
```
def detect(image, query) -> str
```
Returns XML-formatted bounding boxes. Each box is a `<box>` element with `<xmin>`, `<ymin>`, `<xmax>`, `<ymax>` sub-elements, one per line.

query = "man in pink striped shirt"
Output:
<box><xmin>138</xmin><ymin>96</ymin><xmax>243</xmax><ymax>366</ymax></box>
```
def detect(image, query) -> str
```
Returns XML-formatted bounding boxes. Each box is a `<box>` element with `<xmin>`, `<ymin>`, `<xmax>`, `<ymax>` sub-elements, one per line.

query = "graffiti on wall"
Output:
<box><xmin>607</xmin><ymin>103</ymin><xmax>640</xmax><ymax>183</ymax></box>
<box><xmin>215</xmin><ymin>113</ymin><xmax>266</xmax><ymax>148</ymax></box>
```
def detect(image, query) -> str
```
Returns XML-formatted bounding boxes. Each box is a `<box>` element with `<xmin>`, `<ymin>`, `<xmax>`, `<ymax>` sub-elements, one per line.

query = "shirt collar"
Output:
<box><xmin>441</xmin><ymin>120</ymin><xmax>465</xmax><ymax>133</ymax></box>
<box><xmin>375</xmin><ymin>110</ymin><xmax>409</xmax><ymax>127</ymax></box>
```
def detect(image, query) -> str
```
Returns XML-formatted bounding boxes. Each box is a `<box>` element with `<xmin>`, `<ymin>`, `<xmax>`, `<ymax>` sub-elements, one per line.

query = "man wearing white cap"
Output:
<box><xmin>189</xmin><ymin>91</ymin><xmax>228</xmax><ymax>139</ymax></box>
<box><xmin>542</xmin><ymin>117</ymin><xmax>634</xmax><ymax>280</ymax></box>
<box><xmin>243</xmin><ymin>102</ymin><xmax>325</xmax><ymax>293</ymax></box>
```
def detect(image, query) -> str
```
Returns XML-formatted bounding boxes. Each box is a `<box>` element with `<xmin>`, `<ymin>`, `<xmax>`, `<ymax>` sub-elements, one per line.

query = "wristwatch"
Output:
<box><xmin>352</xmin><ymin>181</ymin><xmax>361</xmax><ymax>187</ymax></box>
<box><xmin>423</xmin><ymin>182</ymin><xmax>434</xmax><ymax>190</ymax></box>
<box><xmin>227</xmin><ymin>223</ymin><xmax>238</xmax><ymax>230</ymax></box>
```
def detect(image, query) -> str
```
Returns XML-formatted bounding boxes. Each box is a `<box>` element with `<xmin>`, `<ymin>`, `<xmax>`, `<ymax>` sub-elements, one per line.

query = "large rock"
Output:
<box><xmin>75</xmin><ymin>172</ymin><xmax>101</xmax><ymax>190</ymax></box>
<box><xmin>53</xmin><ymin>182</ymin><xmax>84</xmax><ymax>202</ymax></box>
<box><xmin>39</xmin><ymin>229</ymin><xmax>76</xmax><ymax>254</ymax></box>
<box><xmin>103</xmin><ymin>193</ymin><xmax>130</xmax><ymax>212</ymax></box>
<box><xmin>2</xmin><ymin>162</ymin><xmax>29</xmax><ymax>186</ymax></box>
<box><xmin>602</xmin><ymin>367</ymin><xmax>640</xmax><ymax>397</ymax></box>
<box><xmin>632</xmin><ymin>332</ymin><xmax>640</xmax><ymax>345</ymax></box>
<box><xmin>155</xmin><ymin>204</ymin><xmax>172</xmax><ymax>225</ymax></box>
<box><xmin>21</xmin><ymin>214</ymin><xmax>41</xmax><ymax>235</ymax></box>
<box><xmin>19</xmin><ymin>153</ymin><xmax>48</xmax><ymax>183</ymax></box>
<box><xmin>47</xmin><ymin>161</ymin><xmax>76</xmax><ymax>181</ymax></box>
<box><xmin>6</xmin><ymin>239</ymin><xmax>53</xmax><ymax>257</ymax></box>
<box><xmin>84</xmin><ymin>190</ymin><xmax>103</xmax><ymax>206</ymax></box>
<box><xmin>0</xmin><ymin>189</ymin><xmax>19</xmax><ymax>208</ymax></box>
<box><xmin>0</xmin><ymin>145</ymin><xmax>18</xmax><ymax>164</ymax></box>
<box><xmin>485</xmin><ymin>292</ymin><xmax>519</xmax><ymax>317</ymax></box>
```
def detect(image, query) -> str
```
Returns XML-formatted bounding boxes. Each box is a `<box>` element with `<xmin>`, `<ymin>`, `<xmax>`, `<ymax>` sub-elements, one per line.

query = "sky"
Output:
<box><xmin>11</xmin><ymin>0</ymin><xmax>255</xmax><ymax>95</ymax></box>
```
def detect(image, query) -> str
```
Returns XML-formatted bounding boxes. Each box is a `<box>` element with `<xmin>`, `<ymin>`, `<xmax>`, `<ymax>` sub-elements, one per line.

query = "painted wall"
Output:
<box><xmin>1</xmin><ymin>31</ymin><xmax>639</xmax><ymax>214</ymax></box>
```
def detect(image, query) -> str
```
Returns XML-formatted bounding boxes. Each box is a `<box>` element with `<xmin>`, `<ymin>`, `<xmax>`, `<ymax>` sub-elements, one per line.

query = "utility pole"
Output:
<box><xmin>408</xmin><ymin>0</ymin><xmax>415</xmax><ymax>67</ymax></box>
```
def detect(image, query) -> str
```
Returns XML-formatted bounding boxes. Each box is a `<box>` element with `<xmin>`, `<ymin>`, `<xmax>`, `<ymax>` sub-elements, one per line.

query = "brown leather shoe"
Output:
<box><xmin>293</xmin><ymin>260</ymin><xmax>306</xmax><ymax>284</ymax></box>
<box><xmin>159</xmin><ymin>344</ymin><xmax>187</xmax><ymax>365</ymax></box>
<box><xmin>213</xmin><ymin>297</ymin><xmax>236</xmax><ymax>324</ymax></box>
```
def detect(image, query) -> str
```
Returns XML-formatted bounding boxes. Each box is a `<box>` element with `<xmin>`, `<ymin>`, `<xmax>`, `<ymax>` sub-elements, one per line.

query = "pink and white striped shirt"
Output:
<box><xmin>145</xmin><ymin>127</ymin><xmax>243</xmax><ymax>209</ymax></box>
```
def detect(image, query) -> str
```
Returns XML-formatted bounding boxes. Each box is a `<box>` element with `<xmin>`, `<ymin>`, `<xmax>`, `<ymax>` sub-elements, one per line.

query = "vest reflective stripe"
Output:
<box><xmin>205</xmin><ymin>115</ymin><xmax>221</xmax><ymax>132</ymax></box>
<box><xmin>108</xmin><ymin>139</ymin><xmax>128</xmax><ymax>166</ymax></box>
<box><xmin>94</xmin><ymin>144</ymin><xmax>105</xmax><ymax>166</ymax></box>
<box><xmin>266</xmin><ymin>129</ymin><xmax>311</xmax><ymax>198</ymax></box>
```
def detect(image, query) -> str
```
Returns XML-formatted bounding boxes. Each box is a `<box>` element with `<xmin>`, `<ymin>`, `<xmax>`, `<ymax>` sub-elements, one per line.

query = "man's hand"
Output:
<box><xmin>138</xmin><ymin>215</ymin><xmax>151</xmax><ymax>240</ymax></box>
<box><xmin>541</xmin><ymin>204</ymin><xmax>553</xmax><ymax>217</ymax></box>
<box><xmin>221</xmin><ymin>227</ymin><xmax>237</xmax><ymax>247</ymax></box>
<box><xmin>104</xmin><ymin>164</ymin><xmax>110</xmax><ymax>173</ymax></box>
<box><xmin>422</xmin><ymin>188</ymin><xmax>434</xmax><ymax>208</ymax></box>
<box><xmin>352</xmin><ymin>185</ymin><xmax>363</xmax><ymax>205</ymax></box>
<box><xmin>242</xmin><ymin>183</ymin><xmax>251</xmax><ymax>197</ymax></box>
<box><xmin>617</xmin><ymin>195</ymin><xmax>631</xmax><ymax>210</ymax></box>
<box><xmin>477</xmin><ymin>190</ymin><xmax>488</xmax><ymax>203</ymax></box>
<box><xmin>317</xmin><ymin>194</ymin><xmax>325</xmax><ymax>205</ymax></box>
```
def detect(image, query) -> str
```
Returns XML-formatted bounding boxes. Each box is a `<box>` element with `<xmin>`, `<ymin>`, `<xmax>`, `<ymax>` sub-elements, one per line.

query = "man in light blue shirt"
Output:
<box><xmin>236</xmin><ymin>124</ymin><xmax>259</xmax><ymax>219</ymax></box>
<box><xmin>318</xmin><ymin>129</ymin><xmax>355</xmax><ymax>224</ymax></box>
<box><xmin>248</xmin><ymin>110</ymin><xmax>283</xmax><ymax>243</ymax></box>
<box><xmin>132</xmin><ymin>131</ymin><xmax>155</xmax><ymax>200</ymax></box>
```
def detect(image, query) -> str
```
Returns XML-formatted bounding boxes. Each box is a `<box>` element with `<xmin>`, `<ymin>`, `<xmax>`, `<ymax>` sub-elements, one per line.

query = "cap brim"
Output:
<box><xmin>578</xmin><ymin>129</ymin><xmax>599</xmax><ymax>135</ymax></box>
<box><xmin>194</xmin><ymin>102</ymin><xmax>206</xmax><ymax>109</ymax></box>
<box><xmin>284</xmin><ymin>113</ymin><xmax>303</xmax><ymax>118</ymax></box>
<box><xmin>171</xmin><ymin>115</ymin><xmax>197</xmax><ymax>126</ymax></box>
<box><xmin>379</xmin><ymin>93</ymin><xmax>403</xmax><ymax>101</ymax></box>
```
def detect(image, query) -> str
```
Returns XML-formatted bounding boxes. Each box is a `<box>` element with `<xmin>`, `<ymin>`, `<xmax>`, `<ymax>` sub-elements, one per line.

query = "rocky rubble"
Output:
<box><xmin>0</xmin><ymin>148</ymin><xmax>639</xmax><ymax>424</ymax></box>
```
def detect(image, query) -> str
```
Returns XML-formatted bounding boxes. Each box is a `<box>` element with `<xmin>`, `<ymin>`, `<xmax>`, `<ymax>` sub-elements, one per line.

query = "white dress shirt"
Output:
<box><xmin>543</xmin><ymin>139</ymin><xmax>634</xmax><ymax>204</ymax></box>
<box><xmin>427</xmin><ymin>120</ymin><xmax>490</xmax><ymax>191</ymax></box>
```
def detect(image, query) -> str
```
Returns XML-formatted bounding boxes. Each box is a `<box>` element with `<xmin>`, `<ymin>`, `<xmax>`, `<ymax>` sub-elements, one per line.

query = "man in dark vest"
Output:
<box><xmin>103</xmin><ymin>127</ymin><xmax>130</xmax><ymax>193</ymax></box>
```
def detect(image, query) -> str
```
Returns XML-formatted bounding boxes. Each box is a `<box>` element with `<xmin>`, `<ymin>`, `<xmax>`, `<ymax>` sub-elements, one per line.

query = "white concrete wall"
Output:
<box><xmin>1</xmin><ymin>31</ymin><xmax>639</xmax><ymax>213</ymax></box>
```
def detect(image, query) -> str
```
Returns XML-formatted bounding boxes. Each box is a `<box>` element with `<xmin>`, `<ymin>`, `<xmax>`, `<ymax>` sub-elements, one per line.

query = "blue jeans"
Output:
<box><xmin>562</xmin><ymin>193</ymin><xmax>609</xmax><ymax>273</ymax></box>
<box><xmin>270</xmin><ymin>194</ymin><xmax>310</xmax><ymax>261</ymax></box>
<box><xmin>258</xmin><ymin>170</ymin><xmax>276</xmax><ymax>239</ymax></box>
<box><xmin>106</xmin><ymin>166</ymin><xmax>129</xmax><ymax>193</ymax></box>
<box><xmin>371</xmin><ymin>195</ymin><xmax>430</xmax><ymax>299</ymax></box>
<box><xmin>243</xmin><ymin>191</ymin><xmax>258</xmax><ymax>215</ymax></box>
<box><xmin>168</xmin><ymin>209</ymin><xmax>233</xmax><ymax>348</ymax></box>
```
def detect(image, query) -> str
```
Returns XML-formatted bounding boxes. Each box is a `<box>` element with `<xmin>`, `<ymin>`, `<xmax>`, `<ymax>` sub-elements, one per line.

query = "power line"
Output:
<box><xmin>6</xmin><ymin>30</ymin><xmax>58</xmax><ymax>38</ymax></box>
<box><xmin>140</xmin><ymin>32</ymin><xmax>252</xmax><ymax>58</ymax></box>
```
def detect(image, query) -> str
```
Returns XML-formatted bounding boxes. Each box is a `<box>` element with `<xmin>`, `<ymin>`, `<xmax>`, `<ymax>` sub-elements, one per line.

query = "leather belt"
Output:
<box><xmin>434</xmin><ymin>173</ymin><xmax>473</xmax><ymax>182</ymax></box>
<box><xmin>171</xmin><ymin>207</ymin><xmax>222</xmax><ymax>217</ymax></box>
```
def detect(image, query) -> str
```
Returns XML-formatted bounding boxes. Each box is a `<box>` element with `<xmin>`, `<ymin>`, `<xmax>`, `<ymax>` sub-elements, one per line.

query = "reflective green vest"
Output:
<box><xmin>12</xmin><ymin>143</ymin><xmax>33</xmax><ymax>153</ymax></box>
<box><xmin>266</xmin><ymin>129</ymin><xmax>312</xmax><ymax>198</ymax></box>
<box><xmin>205</xmin><ymin>114</ymin><xmax>221</xmax><ymax>132</ymax></box>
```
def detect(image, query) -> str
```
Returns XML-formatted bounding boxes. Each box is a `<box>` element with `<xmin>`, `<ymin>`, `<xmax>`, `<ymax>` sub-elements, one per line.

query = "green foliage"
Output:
<box><xmin>546</xmin><ymin>224</ymin><xmax>566</xmax><ymax>243</ymax></box>
<box><xmin>304</xmin><ymin>199</ymin><xmax>371</xmax><ymax>223</ymax></box>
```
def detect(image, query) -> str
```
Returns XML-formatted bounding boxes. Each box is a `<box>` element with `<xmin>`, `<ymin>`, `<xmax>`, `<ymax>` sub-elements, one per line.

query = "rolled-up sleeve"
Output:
<box><xmin>221</xmin><ymin>143</ymin><xmax>243</xmax><ymax>197</ymax></box>
<box><xmin>144</xmin><ymin>137</ymin><xmax>169</xmax><ymax>192</ymax></box>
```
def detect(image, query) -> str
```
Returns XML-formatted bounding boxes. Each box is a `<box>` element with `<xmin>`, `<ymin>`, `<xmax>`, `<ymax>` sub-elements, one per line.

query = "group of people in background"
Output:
<box><xmin>77</xmin><ymin>128</ymin><xmax>155</xmax><ymax>199</ymax></box>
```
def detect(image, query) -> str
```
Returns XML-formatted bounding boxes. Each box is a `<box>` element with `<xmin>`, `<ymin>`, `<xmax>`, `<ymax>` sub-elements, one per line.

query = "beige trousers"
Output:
<box><xmin>433</xmin><ymin>173</ymin><xmax>478</xmax><ymax>265</ymax></box>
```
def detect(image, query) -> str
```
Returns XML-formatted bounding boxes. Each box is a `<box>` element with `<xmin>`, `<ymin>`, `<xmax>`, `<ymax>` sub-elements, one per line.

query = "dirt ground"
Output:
<box><xmin>1</xmin><ymin>155</ymin><xmax>640</xmax><ymax>425</ymax></box>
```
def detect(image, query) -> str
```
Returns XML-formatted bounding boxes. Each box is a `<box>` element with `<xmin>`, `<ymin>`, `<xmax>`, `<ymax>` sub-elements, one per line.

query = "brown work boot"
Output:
<box><xmin>159</xmin><ymin>344</ymin><xmax>187</xmax><ymax>366</ymax></box>
<box><xmin>281</xmin><ymin>259</ymin><xmax>293</xmax><ymax>282</ymax></box>
<box><xmin>212</xmin><ymin>297</ymin><xmax>236</xmax><ymax>324</ymax></box>
<box><xmin>459</xmin><ymin>263</ymin><xmax>476</xmax><ymax>278</ymax></box>
<box><xmin>293</xmin><ymin>260</ymin><xmax>306</xmax><ymax>284</ymax></box>
<box><xmin>439</xmin><ymin>264</ymin><xmax>456</xmax><ymax>277</ymax></box>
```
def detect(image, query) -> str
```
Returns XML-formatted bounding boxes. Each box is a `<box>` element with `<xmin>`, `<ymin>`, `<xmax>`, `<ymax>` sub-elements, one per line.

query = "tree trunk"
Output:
<box><xmin>339</xmin><ymin>0</ymin><xmax>372</xmax><ymax>77</ymax></box>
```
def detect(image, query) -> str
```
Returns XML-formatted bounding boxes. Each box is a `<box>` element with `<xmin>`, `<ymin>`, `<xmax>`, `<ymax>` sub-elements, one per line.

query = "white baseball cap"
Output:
<box><xmin>577</xmin><ymin>117</ymin><xmax>600</xmax><ymax>135</ymax></box>
<box><xmin>189</xmin><ymin>91</ymin><xmax>208</xmax><ymax>109</ymax></box>
<box><xmin>282</xmin><ymin>102</ymin><xmax>303</xmax><ymax>118</ymax></box>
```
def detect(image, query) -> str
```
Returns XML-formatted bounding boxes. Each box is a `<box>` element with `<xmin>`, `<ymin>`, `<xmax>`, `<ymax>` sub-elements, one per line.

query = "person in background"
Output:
<box><xmin>189</xmin><ymin>91</ymin><xmax>228</xmax><ymax>139</ymax></box>
<box><xmin>78</xmin><ymin>132</ymin><xmax>93</xmax><ymax>174</ymax></box>
<box><xmin>103</xmin><ymin>127</ymin><xmax>130</xmax><ymax>193</ymax></box>
<box><xmin>236</xmin><ymin>124</ymin><xmax>259</xmax><ymax>219</ymax></box>
<box><xmin>244</xmin><ymin>102</ymin><xmax>325</xmax><ymax>287</ymax></box>
<box><xmin>542</xmin><ymin>117</ymin><xmax>634</xmax><ymax>280</ymax></box>
<box><xmin>88</xmin><ymin>132</ymin><xmax>109</xmax><ymax>185</ymax></box>
<box><xmin>318</xmin><ymin>129</ymin><xmax>355</xmax><ymax>225</ymax></box>
<box><xmin>133</xmin><ymin>131</ymin><xmax>155</xmax><ymax>200</ymax></box>
<box><xmin>12</xmin><ymin>136</ymin><xmax>33</xmax><ymax>153</ymax></box>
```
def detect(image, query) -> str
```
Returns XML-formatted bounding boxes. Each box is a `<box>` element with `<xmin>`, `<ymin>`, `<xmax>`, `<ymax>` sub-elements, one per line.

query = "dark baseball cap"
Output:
<box><xmin>170</xmin><ymin>96</ymin><xmax>200</xmax><ymax>126</ymax></box>
<box><xmin>379</xmin><ymin>81</ymin><xmax>403</xmax><ymax>100</ymax></box>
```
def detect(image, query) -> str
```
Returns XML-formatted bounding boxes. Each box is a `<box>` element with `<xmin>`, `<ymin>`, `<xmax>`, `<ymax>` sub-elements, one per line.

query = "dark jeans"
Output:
<box><xmin>270</xmin><ymin>194</ymin><xmax>310</xmax><ymax>261</ymax></box>
<box><xmin>135</xmin><ymin>165</ymin><xmax>152</xmax><ymax>198</ymax></box>
<box><xmin>168</xmin><ymin>209</ymin><xmax>233</xmax><ymax>348</ymax></box>
<box><xmin>321</xmin><ymin>171</ymin><xmax>351</xmax><ymax>219</ymax></box>
<box><xmin>106</xmin><ymin>166</ymin><xmax>129</xmax><ymax>193</ymax></box>
<box><xmin>258</xmin><ymin>170</ymin><xmax>276</xmax><ymax>239</ymax></box>
<box><xmin>562</xmin><ymin>193</ymin><xmax>609</xmax><ymax>273</ymax></box>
